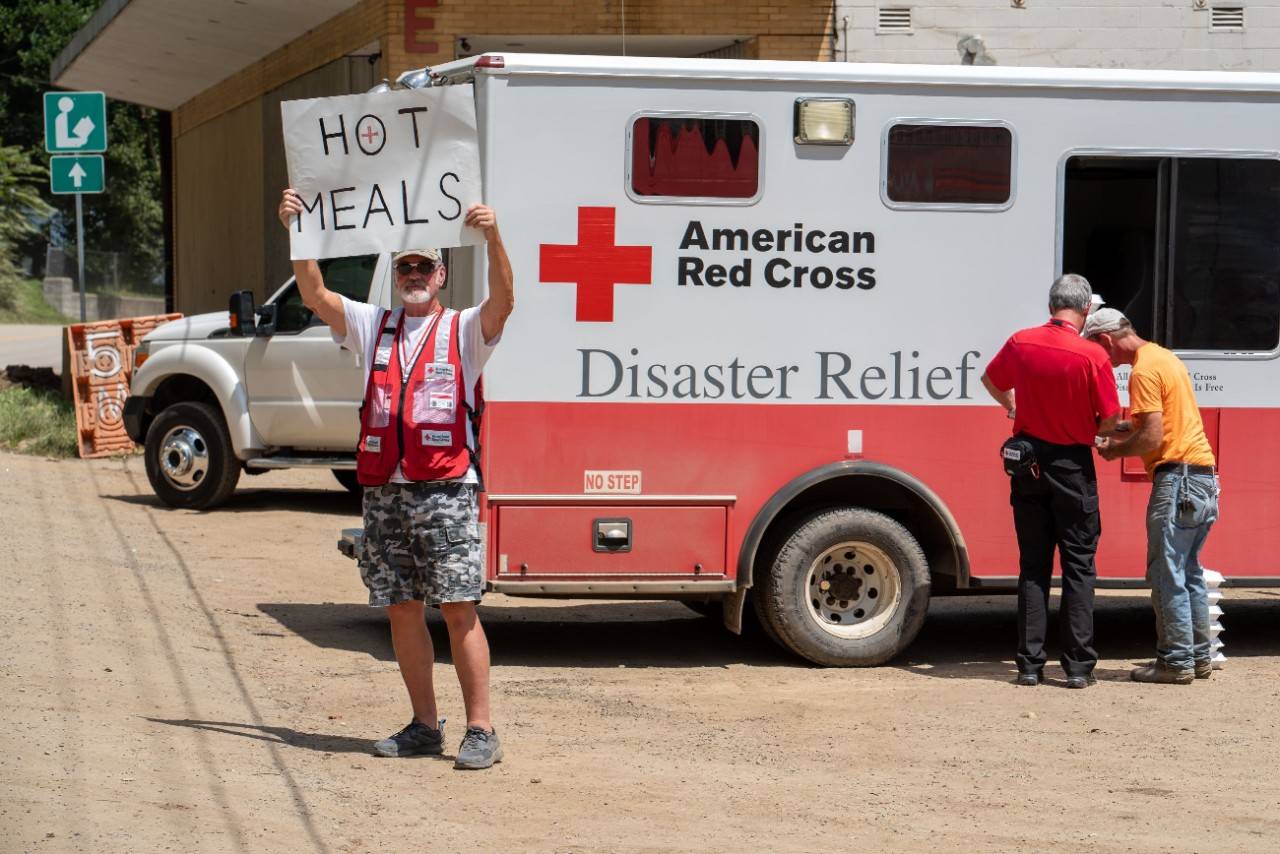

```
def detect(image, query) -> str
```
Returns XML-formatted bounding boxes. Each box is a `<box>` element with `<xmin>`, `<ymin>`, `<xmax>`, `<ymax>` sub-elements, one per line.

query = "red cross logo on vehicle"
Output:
<box><xmin>539</xmin><ymin>207</ymin><xmax>652</xmax><ymax>322</ymax></box>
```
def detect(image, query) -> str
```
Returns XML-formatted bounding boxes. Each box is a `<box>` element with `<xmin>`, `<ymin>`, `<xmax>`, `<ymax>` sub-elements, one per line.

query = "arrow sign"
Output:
<box><xmin>50</xmin><ymin>155</ymin><xmax>104</xmax><ymax>194</ymax></box>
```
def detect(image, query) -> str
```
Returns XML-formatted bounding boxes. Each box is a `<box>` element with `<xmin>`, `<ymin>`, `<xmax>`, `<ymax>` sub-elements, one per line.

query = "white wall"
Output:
<box><xmin>834</xmin><ymin>2</ymin><xmax>1280</xmax><ymax>70</ymax></box>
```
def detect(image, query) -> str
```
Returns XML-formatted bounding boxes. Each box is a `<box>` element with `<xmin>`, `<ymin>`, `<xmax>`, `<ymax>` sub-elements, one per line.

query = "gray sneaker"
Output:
<box><xmin>373</xmin><ymin>719</ymin><xmax>445</xmax><ymax>757</ymax></box>
<box><xmin>1195</xmin><ymin>659</ymin><xmax>1213</xmax><ymax>680</ymax></box>
<box><xmin>454</xmin><ymin>726</ymin><xmax>503</xmax><ymax>769</ymax></box>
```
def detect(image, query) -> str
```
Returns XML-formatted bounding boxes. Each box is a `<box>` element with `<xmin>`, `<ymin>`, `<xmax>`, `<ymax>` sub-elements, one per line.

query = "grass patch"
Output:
<box><xmin>0</xmin><ymin>385</ymin><xmax>79</xmax><ymax>458</ymax></box>
<box><xmin>0</xmin><ymin>278</ymin><xmax>72</xmax><ymax>325</ymax></box>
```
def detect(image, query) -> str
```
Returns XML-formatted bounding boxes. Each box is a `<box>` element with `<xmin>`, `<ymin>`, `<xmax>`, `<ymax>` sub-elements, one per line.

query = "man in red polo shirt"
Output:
<box><xmin>982</xmin><ymin>274</ymin><xmax>1120</xmax><ymax>688</ymax></box>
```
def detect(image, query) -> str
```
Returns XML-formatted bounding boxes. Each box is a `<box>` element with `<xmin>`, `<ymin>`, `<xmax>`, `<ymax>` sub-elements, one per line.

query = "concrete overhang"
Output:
<box><xmin>460</xmin><ymin>34</ymin><xmax>752</xmax><ymax>58</ymax></box>
<box><xmin>50</xmin><ymin>0</ymin><xmax>364</xmax><ymax>111</ymax></box>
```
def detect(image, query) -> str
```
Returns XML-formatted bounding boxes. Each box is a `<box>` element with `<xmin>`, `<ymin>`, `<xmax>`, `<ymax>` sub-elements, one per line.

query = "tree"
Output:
<box><xmin>0</xmin><ymin>144</ymin><xmax>53</xmax><ymax>309</ymax></box>
<box><xmin>0</xmin><ymin>1</ymin><xmax>163</xmax><ymax>293</ymax></box>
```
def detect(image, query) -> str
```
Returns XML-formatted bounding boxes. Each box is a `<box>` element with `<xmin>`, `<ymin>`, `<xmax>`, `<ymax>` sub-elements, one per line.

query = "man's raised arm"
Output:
<box><xmin>278</xmin><ymin>189</ymin><xmax>347</xmax><ymax>339</ymax></box>
<box><xmin>467</xmin><ymin>204</ymin><xmax>514</xmax><ymax>345</ymax></box>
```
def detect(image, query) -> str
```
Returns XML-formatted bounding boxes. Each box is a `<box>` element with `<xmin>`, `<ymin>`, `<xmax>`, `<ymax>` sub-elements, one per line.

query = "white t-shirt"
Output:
<box><xmin>334</xmin><ymin>295</ymin><xmax>499</xmax><ymax>483</ymax></box>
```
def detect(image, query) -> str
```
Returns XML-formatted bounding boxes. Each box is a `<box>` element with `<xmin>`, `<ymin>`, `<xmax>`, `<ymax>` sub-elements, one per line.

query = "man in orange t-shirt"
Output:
<box><xmin>1086</xmin><ymin>308</ymin><xmax>1219</xmax><ymax>685</ymax></box>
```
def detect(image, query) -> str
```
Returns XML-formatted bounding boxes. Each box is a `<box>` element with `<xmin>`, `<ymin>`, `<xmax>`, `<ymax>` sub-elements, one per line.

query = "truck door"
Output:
<box><xmin>243</xmin><ymin>254</ymin><xmax>379</xmax><ymax>450</ymax></box>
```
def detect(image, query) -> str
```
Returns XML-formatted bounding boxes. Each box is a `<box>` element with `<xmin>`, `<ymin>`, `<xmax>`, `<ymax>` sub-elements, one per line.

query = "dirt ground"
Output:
<box><xmin>2</xmin><ymin>451</ymin><xmax>1278</xmax><ymax>854</ymax></box>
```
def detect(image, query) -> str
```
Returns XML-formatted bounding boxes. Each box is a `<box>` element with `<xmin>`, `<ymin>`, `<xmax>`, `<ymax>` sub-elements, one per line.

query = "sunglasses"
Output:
<box><xmin>395</xmin><ymin>260</ymin><xmax>438</xmax><ymax>276</ymax></box>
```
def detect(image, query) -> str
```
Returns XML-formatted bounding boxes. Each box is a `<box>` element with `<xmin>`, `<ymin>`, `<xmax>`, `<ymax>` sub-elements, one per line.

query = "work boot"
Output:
<box><xmin>1130</xmin><ymin>661</ymin><xmax>1194</xmax><ymax>685</ymax></box>
<box><xmin>1065</xmin><ymin>673</ymin><xmax>1097</xmax><ymax>689</ymax></box>
<box><xmin>1195</xmin><ymin>659</ymin><xmax>1213</xmax><ymax>680</ymax></box>
<box><xmin>1014</xmin><ymin>671</ymin><xmax>1041</xmax><ymax>687</ymax></box>
<box><xmin>454</xmin><ymin>726</ymin><xmax>503</xmax><ymax>770</ymax></box>
<box><xmin>373</xmin><ymin>719</ymin><xmax>445</xmax><ymax>757</ymax></box>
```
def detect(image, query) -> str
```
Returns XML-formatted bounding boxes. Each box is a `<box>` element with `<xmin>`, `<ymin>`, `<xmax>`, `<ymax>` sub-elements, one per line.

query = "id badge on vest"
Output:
<box><xmin>412</xmin><ymin>362</ymin><xmax>457</xmax><ymax>424</ymax></box>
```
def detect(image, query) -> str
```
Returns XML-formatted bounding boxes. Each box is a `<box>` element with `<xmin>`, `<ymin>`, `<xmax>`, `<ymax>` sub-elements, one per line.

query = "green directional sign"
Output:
<box><xmin>43</xmin><ymin>91</ymin><xmax>108</xmax><ymax>154</ymax></box>
<box><xmin>50</xmin><ymin>155</ymin><xmax>104</xmax><ymax>194</ymax></box>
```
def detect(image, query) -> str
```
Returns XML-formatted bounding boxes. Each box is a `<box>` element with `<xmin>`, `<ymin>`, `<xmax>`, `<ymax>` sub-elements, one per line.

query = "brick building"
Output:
<box><xmin>51</xmin><ymin>1</ymin><xmax>1280</xmax><ymax>313</ymax></box>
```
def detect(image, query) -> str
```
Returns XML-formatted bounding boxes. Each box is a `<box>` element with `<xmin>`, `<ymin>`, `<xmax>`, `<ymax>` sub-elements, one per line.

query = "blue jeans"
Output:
<box><xmin>1145</xmin><ymin>469</ymin><xmax>1219</xmax><ymax>670</ymax></box>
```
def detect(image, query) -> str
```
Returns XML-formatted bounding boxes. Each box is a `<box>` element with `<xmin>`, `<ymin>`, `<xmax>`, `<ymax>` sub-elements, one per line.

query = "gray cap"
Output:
<box><xmin>1082</xmin><ymin>306</ymin><xmax>1128</xmax><ymax>339</ymax></box>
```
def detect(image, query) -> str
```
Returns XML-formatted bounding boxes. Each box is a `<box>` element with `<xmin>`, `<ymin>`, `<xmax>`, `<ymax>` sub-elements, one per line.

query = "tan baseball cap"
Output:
<box><xmin>1082</xmin><ymin>307</ymin><xmax>1130</xmax><ymax>339</ymax></box>
<box><xmin>392</xmin><ymin>248</ymin><xmax>442</xmax><ymax>264</ymax></box>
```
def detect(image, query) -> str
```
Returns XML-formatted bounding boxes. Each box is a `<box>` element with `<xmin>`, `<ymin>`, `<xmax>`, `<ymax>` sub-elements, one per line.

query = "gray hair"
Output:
<box><xmin>1049</xmin><ymin>273</ymin><xmax>1092</xmax><ymax>313</ymax></box>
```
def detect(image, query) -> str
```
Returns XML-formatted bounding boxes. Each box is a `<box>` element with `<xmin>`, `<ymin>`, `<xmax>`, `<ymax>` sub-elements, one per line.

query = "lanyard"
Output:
<box><xmin>395</xmin><ymin>308</ymin><xmax>443</xmax><ymax>382</ymax></box>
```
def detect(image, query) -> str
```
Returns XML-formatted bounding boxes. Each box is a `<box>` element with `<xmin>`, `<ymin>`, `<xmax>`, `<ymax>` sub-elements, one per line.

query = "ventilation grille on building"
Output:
<box><xmin>877</xmin><ymin>7</ymin><xmax>913</xmax><ymax>34</ymax></box>
<box><xmin>1210</xmin><ymin>7</ymin><xmax>1245</xmax><ymax>31</ymax></box>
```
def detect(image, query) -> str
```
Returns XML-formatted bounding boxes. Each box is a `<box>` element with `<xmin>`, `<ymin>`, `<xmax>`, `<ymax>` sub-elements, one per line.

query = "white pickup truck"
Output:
<box><xmin>124</xmin><ymin>253</ymin><xmax>397</xmax><ymax>509</ymax></box>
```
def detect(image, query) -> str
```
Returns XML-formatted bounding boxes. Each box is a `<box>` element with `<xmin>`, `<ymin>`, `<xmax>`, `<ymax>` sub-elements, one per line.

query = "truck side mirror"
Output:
<box><xmin>254</xmin><ymin>303</ymin><xmax>278</xmax><ymax>337</ymax></box>
<box><xmin>228</xmin><ymin>290</ymin><xmax>256</xmax><ymax>336</ymax></box>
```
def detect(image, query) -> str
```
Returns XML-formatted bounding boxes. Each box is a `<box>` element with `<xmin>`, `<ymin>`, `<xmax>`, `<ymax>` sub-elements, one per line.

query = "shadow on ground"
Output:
<box><xmin>895</xmin><ymin>592</ymin><xmax>1280</xmax><ymax>684</ymax></box>
<box><xmin>259</xmin><ymin>593</ymin><xmax>1280</xmax><ymax>676</ymax></box>
<box><xmin>102</xmin><ymin>487</ymin><xmax>360</xmax><ymax>515</ymax></box>
<box><xmin>144</xmin><ymin>717</ymin><xmax>384</xmax><ymax>756</ymax></box>
<box><xmin>257</xmin><ymin>599</ymin><xmax>793</xmax><ymax>669</ymax></box>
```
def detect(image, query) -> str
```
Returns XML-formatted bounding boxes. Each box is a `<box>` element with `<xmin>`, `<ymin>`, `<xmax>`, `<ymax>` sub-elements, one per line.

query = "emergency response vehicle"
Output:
<box><xmin>140</xmin><ymin>54</ymin><xmax>1280</xmax><ymax>666</ymax></box>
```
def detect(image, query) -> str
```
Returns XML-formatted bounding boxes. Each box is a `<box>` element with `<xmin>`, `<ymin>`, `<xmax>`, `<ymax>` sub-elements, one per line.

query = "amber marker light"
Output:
<box><xmin>794</xmin><ymin>98</ymin><xmax>855</xmax><ymax>145</ymax></box>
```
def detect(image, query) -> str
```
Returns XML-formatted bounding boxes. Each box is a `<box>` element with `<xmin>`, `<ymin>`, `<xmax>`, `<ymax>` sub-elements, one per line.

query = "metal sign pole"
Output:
<box><xmin>75</xmin><ymin>191</ymin><xmax>86</xmax><ymax>322</ymax></box>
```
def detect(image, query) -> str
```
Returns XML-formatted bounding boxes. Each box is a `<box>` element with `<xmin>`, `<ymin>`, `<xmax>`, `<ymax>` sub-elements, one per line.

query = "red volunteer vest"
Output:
<box><xmin>355</xmin><ymin>307</ymin><xmax>479</xmax><ymax>486</ymax></box>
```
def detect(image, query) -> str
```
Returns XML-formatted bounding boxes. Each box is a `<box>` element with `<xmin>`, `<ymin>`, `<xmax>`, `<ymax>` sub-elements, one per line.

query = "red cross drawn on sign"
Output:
<box><xmin>361</xmin><ymin>125</ymin><xmax>380</xmax><ymax>146</ymax></box>
<box><xmin>539</xmin><ymin>207</ymin><xmax>652</xmax><ymax>323</ymax></box>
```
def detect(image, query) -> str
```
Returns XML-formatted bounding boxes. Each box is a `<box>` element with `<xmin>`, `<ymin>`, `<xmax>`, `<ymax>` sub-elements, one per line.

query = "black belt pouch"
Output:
<box><xmin>1001</xmin><ymin>436</ymin><xmax>1038</xmax><ymax>478</ymax></box>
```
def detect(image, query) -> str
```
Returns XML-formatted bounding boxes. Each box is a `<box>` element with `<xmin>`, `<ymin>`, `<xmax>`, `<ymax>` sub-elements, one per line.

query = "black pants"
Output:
<box><xmin>1010</xmin><ymin>438</ymin><xmax>1100</xmax><ymax>677</ymax></box>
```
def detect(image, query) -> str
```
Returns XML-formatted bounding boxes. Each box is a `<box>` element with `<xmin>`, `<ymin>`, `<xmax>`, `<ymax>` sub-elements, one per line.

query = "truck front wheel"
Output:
<box><xmin>143</xmin><ymin>402</ymin><xmax>241</xmax><ymax>510</ymax></box>
<box><xmin>758</xmin><ymin>507</ymin><xmax>930</xmax><ymax>666</ymax></box>
<box><xmin>332</xmin><ymin>469</ymin><xmax>362</xmax><ymax>495</ymax></box>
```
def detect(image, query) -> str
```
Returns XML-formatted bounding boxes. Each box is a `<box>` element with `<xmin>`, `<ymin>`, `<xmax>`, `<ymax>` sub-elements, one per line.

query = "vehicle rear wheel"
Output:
<box><xmin>332</xmin><ymin>469</ymin><xmax>362</xmax><ymax>495</ymax></box>
<box><xmin>143</xmin><ymin>402</ymin><xmax>241</xmax><ymax>510</ymax></box>
<box><xmin>758</xmin><ymin>507</ymin><xmax>930</xmax><ymax>666</ymax></box>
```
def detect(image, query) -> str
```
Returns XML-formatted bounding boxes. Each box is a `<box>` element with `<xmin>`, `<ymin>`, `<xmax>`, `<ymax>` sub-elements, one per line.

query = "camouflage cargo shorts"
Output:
<box><xmin>358</xmin><ymin>481</ymin><xmax>484</xmax><ymax>608</ymax></box>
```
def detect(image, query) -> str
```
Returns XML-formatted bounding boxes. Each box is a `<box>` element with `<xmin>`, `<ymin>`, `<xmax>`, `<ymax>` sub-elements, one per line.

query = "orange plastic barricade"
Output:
<box><xmin>66</xmin><ymin>313</ymin><xmax>182</xmax><ymax>458</ymax></box>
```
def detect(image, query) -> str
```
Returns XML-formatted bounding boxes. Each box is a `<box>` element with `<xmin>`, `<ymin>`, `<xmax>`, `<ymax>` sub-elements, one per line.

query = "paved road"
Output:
<box><xmin>0</xmin><ymin>324</ymin><xmax>64</xmax><ymax>371</ymax></box>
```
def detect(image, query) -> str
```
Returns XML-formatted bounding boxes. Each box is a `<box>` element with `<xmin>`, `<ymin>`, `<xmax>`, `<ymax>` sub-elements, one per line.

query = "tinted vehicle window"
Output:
<box><xmin>1168</xmin><ymin>158</ymin><xmax>1280</xmax><ymax>351</ymax></box>
<box><xmin>1063</xmin><ymin>156</ymin><xmax>1280</xmax><ymax>354</ymax></box>
<box><xmin>630</xmin><ymin>116</ymin><xmax>760</xmax><ymax>200</ymax></box>
<box><xmin>885</xmin><ymin>123</ymin><xmax>1012</xmax><ymax>206</ymax></box>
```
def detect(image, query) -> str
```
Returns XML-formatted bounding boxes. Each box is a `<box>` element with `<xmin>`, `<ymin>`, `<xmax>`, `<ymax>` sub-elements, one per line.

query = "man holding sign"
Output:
<box><xmin>279</xmin><ymin>188</ymin><xmax>513</xmax><ymax>769</ymax></box>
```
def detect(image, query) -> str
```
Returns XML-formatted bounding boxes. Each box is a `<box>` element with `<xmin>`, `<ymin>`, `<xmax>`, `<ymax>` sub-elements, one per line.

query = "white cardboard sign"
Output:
<box><xmin>281</xmin><ymin>87</ymin><xmax>483</xmax><ymax>260</ymax></box>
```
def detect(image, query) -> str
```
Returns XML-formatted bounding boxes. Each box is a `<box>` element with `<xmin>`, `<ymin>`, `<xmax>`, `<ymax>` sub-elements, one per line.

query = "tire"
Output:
<box><xmin>332</xmin><ymin>469</ymin><xmax>362</xmax><ymax>495</ymax></box>
<box><xmin>143</xmin><ymin>401</ymin><xmax>241</xmax><ymax>510</ymax></box>
<box><xmin>757</xmin><ymin>507</ymin><xmax>930</xmax><ymax>666</ymax></box>
<box><xmin>749</xmin><ymin>588</ymin><xmax>785</xmax><ymax>648</ymax></box>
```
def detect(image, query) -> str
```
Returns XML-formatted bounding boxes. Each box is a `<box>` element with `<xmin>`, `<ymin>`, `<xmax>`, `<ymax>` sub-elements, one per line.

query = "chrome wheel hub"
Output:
<box><xmin>158</xmin><ymin>426</ymin><xmax>209</xmax><ymax>491</ymax></box>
